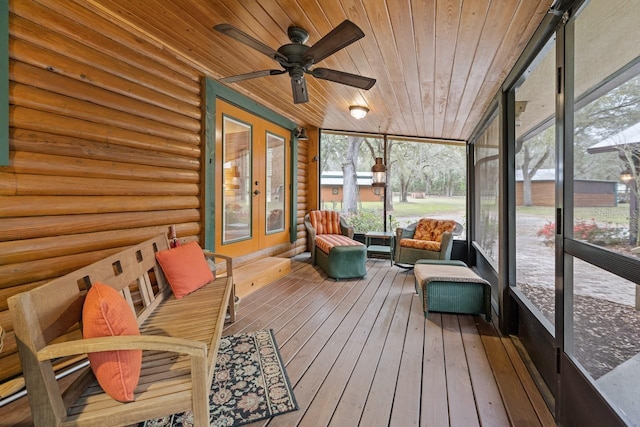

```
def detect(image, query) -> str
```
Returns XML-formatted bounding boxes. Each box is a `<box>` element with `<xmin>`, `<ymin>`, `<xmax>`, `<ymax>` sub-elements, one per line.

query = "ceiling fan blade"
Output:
<box><xmin>311</xmin><ymin>68</ymin><xmax>376</xmax><ymax>90</ymax></box>
<box><xmin>220</xmin><ymin>69</ymin><xmax>285</xmax><ymax>84</ymax></box>
<box><xmin>214</xmin><ymin>24</ymin><xmax>286</xmax><ymax>61</ymax></box>
<box><xmin>304</xmin><ymin>20</ymin><xmax>365</xmax><ymax>64</ymax></box>
<box><xmin>291</xmin><ymin>77</ymin><xmax>309</xmax><ymax>104</ymax></box>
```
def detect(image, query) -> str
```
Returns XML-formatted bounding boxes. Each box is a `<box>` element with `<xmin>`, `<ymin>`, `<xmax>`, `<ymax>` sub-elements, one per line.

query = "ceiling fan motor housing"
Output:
<box><xmin>277</xmin><ymin>43</ymin><xmax>311</xmax><ymax>68</ymax></box>
<box><xmin>287</xmin><ymin>26</ymin><xmax>309</xmax><ymax>44</ymax></box>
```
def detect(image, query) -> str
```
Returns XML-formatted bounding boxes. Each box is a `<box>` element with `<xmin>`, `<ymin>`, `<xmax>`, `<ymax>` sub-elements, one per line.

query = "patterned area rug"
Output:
<box><xmin>141</xmin><ymin>329</ymin><xmax>298</xmax><ymax>427</ymax></box>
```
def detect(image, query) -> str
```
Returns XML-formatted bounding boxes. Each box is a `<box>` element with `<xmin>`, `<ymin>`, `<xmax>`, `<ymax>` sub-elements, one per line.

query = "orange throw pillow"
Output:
<box><xmin>155</xmin><ymin>241</ymin><xmax>213</xmax><ymax>299</ymax></box>
<box><xmin>82</xmin><ymin>282</ymin><xmax>141</xmax><ymax>402</ymax></box>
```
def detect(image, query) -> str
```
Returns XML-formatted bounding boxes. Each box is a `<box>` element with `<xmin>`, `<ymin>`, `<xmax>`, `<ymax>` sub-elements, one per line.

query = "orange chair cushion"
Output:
<box><xmin>82</xmin><ymin>282</ymin><xmax>141</xmax><ymax>402</ymax></box>
<box><xmin>413</xmin><ymin>219</ymin><xmax>457</xmax><ymax>243</ymax></box>
<box><xmin>399</xmin><ymin>238</ymin><xmax>441</xmax><ymax>251</ymax></box>
<box><xmin>309</xmin><ymin>210</ymin><xmax>342</xmax><ymax>235</ymax></box>
<box><xmin>155</xmin><ymin>241</ymin><xmax>213</xmax><ymax>299</ymax></box>
<box><xmin>316</xmin><ymin>234</ymin><xmax>364</xmax><ymax>254</ymax></box>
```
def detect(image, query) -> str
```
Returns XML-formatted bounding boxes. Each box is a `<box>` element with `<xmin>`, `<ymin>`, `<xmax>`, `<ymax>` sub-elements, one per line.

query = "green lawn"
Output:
<box><xmin>352</xmin><ymin>197</ymin><xmax>466</xmax><ymax>230</ymax></box>
<box><xmin>360</xmin><ymin>196</ymin><xmax>466</xmax><ymax>217</ymax></box>
<box><xmin>342</xmin><ymin>196</ymin><xmax>632</xmax><ymax>232</ymax></box>
<box><xmin>517</xmin><ymin>204</ymin><xmax>631</xmax><ymax>226</ymax></box>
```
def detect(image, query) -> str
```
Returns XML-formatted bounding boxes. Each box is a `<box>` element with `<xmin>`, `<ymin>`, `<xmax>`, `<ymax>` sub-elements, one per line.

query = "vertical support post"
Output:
<box><xmin>383</xmin><ymin>134</ymin><xmax>388</xmax><ymax>232</ymax></box>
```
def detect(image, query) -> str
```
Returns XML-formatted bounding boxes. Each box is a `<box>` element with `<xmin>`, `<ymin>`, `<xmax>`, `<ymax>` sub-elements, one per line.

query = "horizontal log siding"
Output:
<box><xmin>0</xmin><ymin>0</ymin><xmax>203</xmax><ymax>384</ymax></box>
<box><xmin>295</xmin><ymin>138</ymin><xmax>309</xmax><ymax>253</ymax></box>
<box><xmin>0</xmin><ymin>0</ymin><xmax>309</xmax><ymax>387</ymax></box>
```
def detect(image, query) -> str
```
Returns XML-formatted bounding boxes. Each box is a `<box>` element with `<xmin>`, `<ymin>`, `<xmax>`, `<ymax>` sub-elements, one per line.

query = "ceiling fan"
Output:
<box><xmin>214</xmin><ymin>20</ymin><xmax>376</xmax><ymax>104</ymax></box>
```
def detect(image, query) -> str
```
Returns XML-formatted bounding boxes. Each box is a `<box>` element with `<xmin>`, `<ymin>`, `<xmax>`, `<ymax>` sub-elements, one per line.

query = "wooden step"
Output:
<box><xmin>233</xmin><ymin>257</ymin><xmax>291</xmax><ymax>298</ymax></box>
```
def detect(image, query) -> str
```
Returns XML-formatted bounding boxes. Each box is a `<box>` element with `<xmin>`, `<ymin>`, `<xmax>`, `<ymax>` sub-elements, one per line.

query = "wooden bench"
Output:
<box><xmin>8</xmin><ymin>234</ymin><xmax>235</xmax><ymax>427</ymax></box>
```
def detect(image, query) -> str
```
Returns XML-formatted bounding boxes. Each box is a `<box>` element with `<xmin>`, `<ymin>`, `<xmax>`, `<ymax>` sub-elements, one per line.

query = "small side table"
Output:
<box><xmin>365</xmin><ymin>231</ymin><xmax>395</xmax><ymax>265</ymax></box>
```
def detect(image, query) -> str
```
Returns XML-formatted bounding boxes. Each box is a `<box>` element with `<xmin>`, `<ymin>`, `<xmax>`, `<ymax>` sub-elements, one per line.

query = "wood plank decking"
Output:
<box><xmin>0</xmin><ymin>255</ymin><xmax>555</xmax><ymax>426</ymax></box>
<box><xmin>228</xmin><ymin>256</ymin><xmax>556</xmax><ymax>427</ymax></box>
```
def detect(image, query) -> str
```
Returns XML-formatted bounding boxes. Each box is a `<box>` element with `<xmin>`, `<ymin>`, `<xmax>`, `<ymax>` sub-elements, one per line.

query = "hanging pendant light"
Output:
<box><xmin>371</xmin><ymin>157</ymin><xmax>386</xmax><ymax>187</ymax></box>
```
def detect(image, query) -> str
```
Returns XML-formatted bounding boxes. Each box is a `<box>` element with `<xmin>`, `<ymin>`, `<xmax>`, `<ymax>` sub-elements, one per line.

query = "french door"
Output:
<box><xmin>214</xmin><ymin>100</ymin><xmax>290</xmax><ymax>256</ymax></box>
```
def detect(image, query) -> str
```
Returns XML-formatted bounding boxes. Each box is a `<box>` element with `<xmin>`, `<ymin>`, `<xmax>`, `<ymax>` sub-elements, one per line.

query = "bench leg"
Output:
<box><xmin>191</xmin><ymin>354</ymin><xmax>210</xmax><ymax>427</ymax></box>
<box><xmin>227</xmin><ymin>282</ymin><xmax>237</xmax><ymax>323</ymax></box>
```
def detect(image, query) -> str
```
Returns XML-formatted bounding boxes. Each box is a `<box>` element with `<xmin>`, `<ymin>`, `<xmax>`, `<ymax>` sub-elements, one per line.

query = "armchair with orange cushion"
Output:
<box><xmin>304</xmin><ymin>210</ymin><xmax>366</xmax><ymax>279</ymax></box>
<box><xmin>394</xmin><ymin>218</ymin><xmax>461</xmax><ymax>266</ymax></box>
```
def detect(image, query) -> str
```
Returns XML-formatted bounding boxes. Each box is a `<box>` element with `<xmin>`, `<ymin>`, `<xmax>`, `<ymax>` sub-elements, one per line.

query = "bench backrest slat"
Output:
<box><xmin>21</xmin><ymin>235</ymin><xmax>171</xmax><ymax>345</ymax></box>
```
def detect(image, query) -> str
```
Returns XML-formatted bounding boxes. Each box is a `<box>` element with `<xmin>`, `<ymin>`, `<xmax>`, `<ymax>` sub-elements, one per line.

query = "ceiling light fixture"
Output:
<box><xmin>350</xmin><ymin>105</ymin><xmax>369</xmax><ymax>119</ymax></box>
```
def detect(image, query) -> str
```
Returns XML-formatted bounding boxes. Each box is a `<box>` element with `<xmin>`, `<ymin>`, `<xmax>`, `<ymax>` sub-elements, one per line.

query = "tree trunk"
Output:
<box><xmin>400</xmin><ymin>177</ymin><xmax>408</xmax><ymax>202</ymax></box>
<box><xmin>521</xmin><ymin>145</ymin><xmax>533</xmax><ymax>205</ymax></box>
<box><xmin>342</xmin><ymin>136</ymin><xmax>362</xmax><ymax>213</ymax></box>
<box><xmin>523</xmin><ymin>172</ymin><xmax>533</xmax><ymax>206</ymax></box>
<box><xmin>521</xmin><ymin>145</ymin><xmax>550</xmax><ymax>207</ymax></box>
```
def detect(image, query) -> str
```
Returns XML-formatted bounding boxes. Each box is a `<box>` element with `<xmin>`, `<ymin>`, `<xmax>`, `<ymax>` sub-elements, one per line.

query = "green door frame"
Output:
<box><xmin>202</xmin><ymin>77</ymin><xmax>298</xmax><ymax>250</ymax></box>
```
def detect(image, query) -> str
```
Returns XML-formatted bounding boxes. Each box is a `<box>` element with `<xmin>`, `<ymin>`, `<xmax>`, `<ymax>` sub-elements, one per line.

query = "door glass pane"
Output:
<box><xmin>223</xmin><ymin>116</ymin><xmax>251</xmax><ymax>243</ymax></box>
<box><xmin>514</xmin><ymin>37</ymin><xmax>556</xmax><ymax>328</ymax></box>
<box><xmin>266</xmin><ymin>132</ymin><xmax>285</xmax><ymax>233</ymax></box>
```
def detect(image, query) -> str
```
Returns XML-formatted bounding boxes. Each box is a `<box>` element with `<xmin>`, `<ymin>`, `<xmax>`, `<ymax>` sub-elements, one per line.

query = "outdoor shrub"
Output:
<box><xmin>536</xmin><ymin>222</ymin><xmax>556</xmax><ymax>245</ymax></box>
<box><xmin>344</xmin><ymin>210</ymin><xmax>398</xmax><ymax>234</ymax></box>
<box><xmin>537</xmin><ymin>219</ymin><xmax>628</xmax><ymax>247</ymax></box>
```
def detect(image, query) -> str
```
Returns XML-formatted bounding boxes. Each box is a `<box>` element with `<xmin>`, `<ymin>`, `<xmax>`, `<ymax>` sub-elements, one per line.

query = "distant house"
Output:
<box><xmin>515</xmin><ymin>169</ymin><xmax>617</xmax><ymax>207</ymax></box>
<box><xmin>320</xmin><ymin>171</ymin><xmax>382</xmax><ymax>205</ymax></box>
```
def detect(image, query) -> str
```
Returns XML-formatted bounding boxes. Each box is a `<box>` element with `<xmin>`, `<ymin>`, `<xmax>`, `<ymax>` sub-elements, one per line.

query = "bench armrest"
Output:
<box><xmin>37</xmin><ymin>335</ymin><xmax>207</xmax><ymax>362</ymax></box>
<box><xmin>202</xmin><ymin>251</ymin><xmax>233</xmax><ymax>276</ymax></box>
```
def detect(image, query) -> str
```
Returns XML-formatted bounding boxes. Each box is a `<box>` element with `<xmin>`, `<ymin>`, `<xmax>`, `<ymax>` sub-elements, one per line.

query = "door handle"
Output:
<box><xmin>253</xmin><ymin>190</ymin><xmax>260</xmax><ymax>195</ymax></box>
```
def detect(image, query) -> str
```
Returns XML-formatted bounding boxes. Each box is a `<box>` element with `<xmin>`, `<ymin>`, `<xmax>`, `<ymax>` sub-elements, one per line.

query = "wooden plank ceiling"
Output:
<box><xmin>85</xmin><ymin>0</ymin><xmax>552</xmax><ymax>142</ymax></box>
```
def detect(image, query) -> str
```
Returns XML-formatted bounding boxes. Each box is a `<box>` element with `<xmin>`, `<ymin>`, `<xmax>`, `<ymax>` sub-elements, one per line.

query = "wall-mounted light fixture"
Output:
<box><xmin>371</xmin><ymin>157</ymin><xmax>386</xmax><ymax>187</ymax></box>
<box><xmin>515</xmin><ymin>100</ymin><xmax>527</xmax><ymax>127</ymax></box>
<box><xmin>621</xmin><ymin>168</ymin><xmax>634</xmax><ymax>183</ymax></box>
<box><xmin>295</xmin><ymin>126</ymin><xmax>308</xmax><ymax>140</ymax></box>
<box><xmin>349</xmin><ymin>105</ymin><xmax>369</xmax><ymax>119</ymax></box>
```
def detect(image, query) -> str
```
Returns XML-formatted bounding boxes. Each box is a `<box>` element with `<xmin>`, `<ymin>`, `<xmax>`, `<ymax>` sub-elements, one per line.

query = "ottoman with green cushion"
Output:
<box><xmin>413</xmin><ymin>259</ymin><xmax>491</xmax><ymax>321</ymax></box>
<box><xmin>316</xmin><ymin>243</ymin><xmax>366</xmax><ymax>280</ymax></box>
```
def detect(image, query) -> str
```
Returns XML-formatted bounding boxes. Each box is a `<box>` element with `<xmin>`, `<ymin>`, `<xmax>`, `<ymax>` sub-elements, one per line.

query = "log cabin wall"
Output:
<box><xmin>295</xmin><ymin>135</ymin><xmax>311</xmax><ymax>253</ymax></box>
<box><xmin>0</xmin><ymin>0</ymin><xmax>308</xmax><ymax>388</ymax></box>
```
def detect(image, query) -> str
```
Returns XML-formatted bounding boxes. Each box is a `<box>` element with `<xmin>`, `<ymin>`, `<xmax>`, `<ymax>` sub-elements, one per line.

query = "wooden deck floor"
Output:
<box><xmin>0</xmin><ymin>256</ymin><xmax>556</xmax><ymax>426</ymax></box>
<box><xmin>228</xmin><ymin>256</ymin><xmax>556</xmax><ymax>427</ymax></box>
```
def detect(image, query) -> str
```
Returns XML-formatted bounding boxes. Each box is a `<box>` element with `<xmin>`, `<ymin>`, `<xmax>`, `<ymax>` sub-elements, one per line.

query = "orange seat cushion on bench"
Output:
<box><xmin>315</xmin><ymin>234</ymin><xmax>364</xmax><ymax>254</ymax></box>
